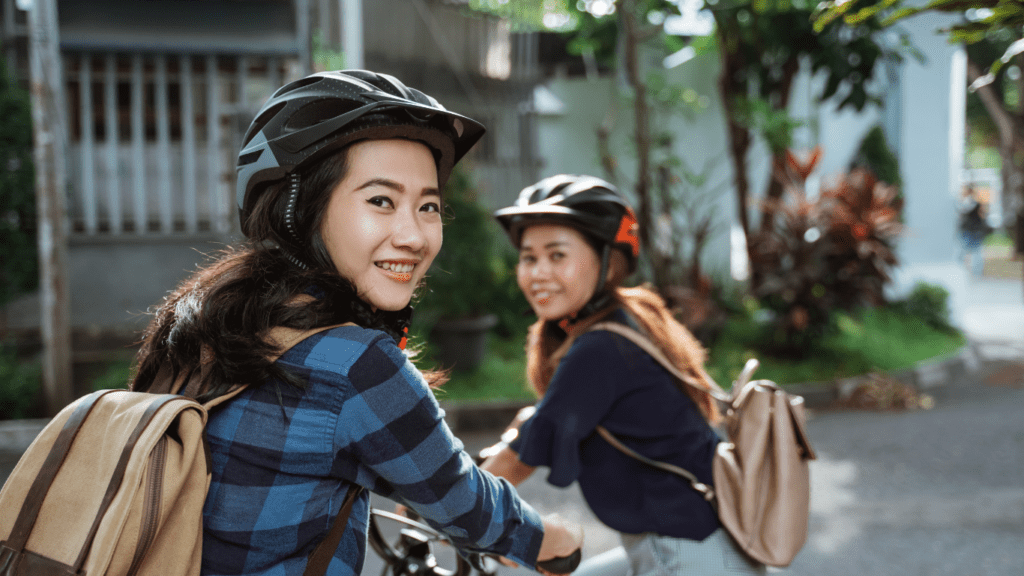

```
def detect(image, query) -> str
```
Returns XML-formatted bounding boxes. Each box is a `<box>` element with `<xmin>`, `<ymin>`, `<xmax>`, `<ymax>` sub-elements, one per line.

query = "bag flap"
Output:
<box><xmin>786</xmin><ymin>395</ymin><xmax>817</xmax><ymax>460</ymax></box>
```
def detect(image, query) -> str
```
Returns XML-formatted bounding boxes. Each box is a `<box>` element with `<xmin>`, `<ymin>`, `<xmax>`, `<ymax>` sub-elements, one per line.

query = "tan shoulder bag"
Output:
<box><xmin>0</xmin><ymin>324</ymin><xmax>359</xmax><ymax>576</ymax></box>
<box><xmin>588</xmin><ymin>321</ymin><xmax>817</xmax><ymax>568</ymax></box>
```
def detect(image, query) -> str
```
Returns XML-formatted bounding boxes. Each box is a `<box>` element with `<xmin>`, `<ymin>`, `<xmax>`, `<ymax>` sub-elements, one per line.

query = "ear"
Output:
<box><xmin>606</xmin><ymin>250</ymin><xmax>629</xmax><ymax>285</ymax></box>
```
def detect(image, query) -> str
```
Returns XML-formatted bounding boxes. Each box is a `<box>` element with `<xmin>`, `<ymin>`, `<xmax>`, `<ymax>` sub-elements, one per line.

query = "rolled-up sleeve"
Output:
<box><xmin>332</xmin><ymin>334</ymin><xmax>544</xmax><ymax>567</ymax></box>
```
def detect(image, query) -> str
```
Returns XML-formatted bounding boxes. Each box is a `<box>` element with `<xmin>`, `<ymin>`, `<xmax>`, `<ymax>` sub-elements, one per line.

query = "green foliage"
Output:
<box><xmin>705</xmin><ymin>304</ymin><xmax>965</xmax><ymax>386</ymax></box>
<box><xmin>732</xmin><ymin>97</ymin><xmax>801</xmax><ymax>153</ymax></box>
<box><xmin>430</xmin><ymin>336</ymin><xmax>532</xmax><ymax>402</ymax></box>
<box><xmin>415</xmin><ymin>166</ymin><xmax>527</xmax><ymax>332</ymax></box>
<box><xmin>814</xmin><ymin>0</ymin><xmax>1024</xmax><ymax>82</ymax></box>
<box><xmin>88</xmin><ymin>360</ymin><xmax>133</xmax><ymax>392</ymax></box>
<box><xmin>312</xmin><ymin>31</ymin><xmax>346</xmax><ymax>71</ymax></box>
<box><xmin>431</xmin><ymin>301</ymin><xmax>967</xmax><ymax>401</ymax></box>
<box><xmin>0</xmin><ymin>344</ymin><xmax>41</xmax><ymax>420</ymax></box>
<box><xmin>0</xmin><ymin>61</ymin><xmax>37</xmax><ymax>307</ymax></box>
<box><xmin>895</xmin><ymin>281</ymin><xmax>953</xmax><ymax>331</ymax></box>
<box><xmin>852</xmin><ymin>124</ymin><xmax>902</xmax><ymax>188</ymax></box>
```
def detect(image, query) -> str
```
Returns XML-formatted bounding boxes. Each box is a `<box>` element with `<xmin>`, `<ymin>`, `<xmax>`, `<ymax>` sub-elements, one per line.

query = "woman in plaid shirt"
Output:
<box><xmin>129</xmin><ymin>70</ymin><xmax>582</xmax><ymax>576</ymax></box>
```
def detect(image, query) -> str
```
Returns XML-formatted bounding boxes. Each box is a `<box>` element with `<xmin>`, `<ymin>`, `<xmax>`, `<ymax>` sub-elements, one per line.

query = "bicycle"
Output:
<box><xmin>367</xmin><ymin>507</ymin><xmax>580</xmax><ymax>576</ymax></box>
<box><xmin>367</xmin><ymin>411</ymin><xmax>580</xmax><ymax>576</ymax></box>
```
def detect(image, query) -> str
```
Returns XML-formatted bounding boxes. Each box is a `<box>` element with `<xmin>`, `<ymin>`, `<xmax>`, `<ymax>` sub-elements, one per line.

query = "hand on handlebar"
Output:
<box><xmin>536</xmin><ymin>514</ymin><xmax>583</xmax><ymax>575</ymax></box>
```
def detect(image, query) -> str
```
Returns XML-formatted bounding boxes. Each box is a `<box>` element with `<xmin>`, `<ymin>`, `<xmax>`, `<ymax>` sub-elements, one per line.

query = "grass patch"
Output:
<box><xmin>421</xmin><ymin>336</ymin><xmax>533</xmax><ymax>403</ymax></box>
<box><xmin>423</xmin><ymin>304</ymin><xmax>966</xmax><ymax>403</ymax></box>
<box><xmin>984</xmin><ymin>231</ymin><xmax>1014</xmax><ymax>248</ymax></box>
<box><xmin>706</xmin><ymin>306</ymin><xmax>965</xmax><ymax>387</ymax></box>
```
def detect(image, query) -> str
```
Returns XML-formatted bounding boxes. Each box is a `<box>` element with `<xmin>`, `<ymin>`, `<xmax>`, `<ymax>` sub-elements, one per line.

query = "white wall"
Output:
<box><xmin>535</xmin><ymin>48</ymin><xmax>740</xmax><ymax>281</ymax></box>
<box><xmin>536</xmin><ymin>18</ymin><xmax>963</xmax><ymax>291</ymax></box>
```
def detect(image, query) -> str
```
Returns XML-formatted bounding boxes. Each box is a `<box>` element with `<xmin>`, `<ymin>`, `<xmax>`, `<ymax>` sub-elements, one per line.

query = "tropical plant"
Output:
<box><xmin>708</xmin><ymin>0</ymin><xmax>905</xmax><ymax>295</ymax></box>
<box><xmin>815</xmin><ymin>0</ymin><xmax>1024</xmax><ymax>289</ymax></box>
<box><xmin>754</xmin><ymin>151</ymin><xmax>903</xmax><ymax>350</ymax></box>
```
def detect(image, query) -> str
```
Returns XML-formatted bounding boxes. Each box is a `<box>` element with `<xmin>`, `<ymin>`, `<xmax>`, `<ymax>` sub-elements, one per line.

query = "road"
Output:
<box><xmin>426</xmin><ymin>356</ymin><xmax>1024</xmax><ymax>576</ymax></box>
<box><xmin>2</xmin><ymin>357</ymin><xmax>1020</xmax><ymax>576</ymax></box>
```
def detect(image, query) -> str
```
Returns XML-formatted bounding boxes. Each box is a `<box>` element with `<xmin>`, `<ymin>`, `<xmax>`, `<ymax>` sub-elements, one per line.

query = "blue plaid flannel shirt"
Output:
<box><xmin>201</xmin><ymin>325</ymin><xmax>544</xmax><ymax>576</ymax></box>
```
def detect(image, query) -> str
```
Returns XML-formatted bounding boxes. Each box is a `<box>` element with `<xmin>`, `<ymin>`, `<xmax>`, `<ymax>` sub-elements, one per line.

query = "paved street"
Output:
<box><xmin>445</xmin><ymin>351</ymin><xmax>1024</xmax><ymax>576</ymax></box>
<box><xmin>2</xmin><ymin>271</ymin><xmax>1021</xmax><ymax>575</ymax></box>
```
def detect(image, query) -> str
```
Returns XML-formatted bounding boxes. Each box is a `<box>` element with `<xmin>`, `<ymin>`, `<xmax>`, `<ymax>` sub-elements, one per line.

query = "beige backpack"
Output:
<box><xmin>0</xmin><ymin>325</ymin><xmax>358</xmax><ymax>576</ymax></box>
<box><xmin>589</xmin><ymin>322</ymin><xmax>817</xmax><ymax>568</ymax></box>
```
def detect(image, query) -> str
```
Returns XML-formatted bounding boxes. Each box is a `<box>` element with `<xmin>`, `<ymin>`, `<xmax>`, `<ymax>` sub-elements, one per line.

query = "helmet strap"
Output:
<box><xmin>281</xmin><ymin>172</ymin><xmax>311</xmax><ymax>270</ymax></box>
<box><xmin>285</xmin><ymin>173</ymin><xmax>303</xmax><ymax>245</ymax></box>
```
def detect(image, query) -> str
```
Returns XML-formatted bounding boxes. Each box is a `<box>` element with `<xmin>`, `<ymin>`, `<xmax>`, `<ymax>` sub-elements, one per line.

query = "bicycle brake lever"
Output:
<box><xmin>535</xmin><ymin>549</ymin><xmax>582</xmax><ymax>574</ymax></box>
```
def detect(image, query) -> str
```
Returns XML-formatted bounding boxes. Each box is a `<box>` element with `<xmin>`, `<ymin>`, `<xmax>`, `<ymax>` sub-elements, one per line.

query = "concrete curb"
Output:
<box><xmin>443</xmin><ymin>340</ymin><xmax>1017</xmax><ymax>433</ymax></box>
<box><xmin>1</xmin><ymin>340</ymin><xmax>1019</xmax><ymax>446</ymax></box>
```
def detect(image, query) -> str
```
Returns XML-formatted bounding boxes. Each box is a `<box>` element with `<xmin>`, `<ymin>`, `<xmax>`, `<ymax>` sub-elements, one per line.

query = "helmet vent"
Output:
<box><xmin>243</xmin><ymin>101</ymin><xmax>286</xmax><ymax>147</ymax></box>
<box><xmin>238</xmin><ymin>149</ymin><xmax>262</xmax><ymax>166</ymax></box>
<box><xmin>273</xmin><ymin>75</ymin><xmax>321</xmax><ymax>97</ymax></box>
<box><xmin>286</xmin><ymin>100</ymin><xmax>361</xmax><ymax>133</ymax></box>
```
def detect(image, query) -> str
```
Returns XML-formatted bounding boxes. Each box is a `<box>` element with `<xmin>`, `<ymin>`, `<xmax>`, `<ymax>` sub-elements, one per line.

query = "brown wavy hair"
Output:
<box><xmin>524</xmin><ymin>268</ymin><xmax>720</xmax><ymax>424</ymax></box>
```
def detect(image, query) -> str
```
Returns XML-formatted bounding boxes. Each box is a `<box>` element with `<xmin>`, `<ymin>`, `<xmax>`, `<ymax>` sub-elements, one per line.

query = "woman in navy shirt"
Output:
<box><xmin>483</xmin><ymin>175</ymin><xmax>766</xmax><ymax>576</ymax></box>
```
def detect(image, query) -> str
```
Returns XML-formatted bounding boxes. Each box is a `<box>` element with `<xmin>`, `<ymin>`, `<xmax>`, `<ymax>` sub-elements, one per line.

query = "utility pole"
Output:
<box><xmin>341</xmin><ymin>0</ymin><xmax>363</xmax><ymax>69</ymax></box>
<box><xmin>27</xmin><ymin>0</ymin><xmax>73</xmax><ymax>414</ymax></box>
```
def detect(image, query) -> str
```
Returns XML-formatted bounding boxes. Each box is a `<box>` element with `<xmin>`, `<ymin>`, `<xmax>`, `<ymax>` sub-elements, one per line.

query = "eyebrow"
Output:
<box><xmin>355</xmin><ymin>178</ymin><xmax>440</xmax><ymax>197</ymax></box>
<box><xmin>521</xmin><ymin>240</ymin><xmax>569</xmax><ymax>251</ymax></box>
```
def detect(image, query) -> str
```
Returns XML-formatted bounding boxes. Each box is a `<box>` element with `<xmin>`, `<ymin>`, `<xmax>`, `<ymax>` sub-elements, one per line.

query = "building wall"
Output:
<box><xmin>535</xmin><ymin>17</ymin><xmax>964</xmax><ymax>294</ymax></box>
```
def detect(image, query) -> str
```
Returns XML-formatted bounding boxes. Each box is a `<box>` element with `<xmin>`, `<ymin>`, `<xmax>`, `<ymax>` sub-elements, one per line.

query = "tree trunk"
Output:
<box><xmin>755</xmin><ymin>57</ymin><xmax>801</xmax><ymax>241</ymax></box>
<box><xmin>619</xmin><ymin>0</ymin><xmax>658</xmax><ymax>288</ymax></box>
<box><xmin>28</xmin><ymin>0</ymin><xmax>74</xmax><ymax>415</ymax></box>
<box><xmin>716</xmin><ymin>21</ymin><xmax>756</xmax><ymax>289</ymax></box>
<box><xmin>968</xmin><ymin>57</ymin><xmax>1024</xmax><ymax>295</ymax></box>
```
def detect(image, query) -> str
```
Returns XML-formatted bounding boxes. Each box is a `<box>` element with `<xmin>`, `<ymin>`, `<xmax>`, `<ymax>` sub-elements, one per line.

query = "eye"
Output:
<box><xmin>368</xmin><ymin>196</ymin><xmax>394</xmax><ymax>209</ymax></box>
<box><xmin>550</xmin><ymin>251</ymin><xmax>565</xmax><ymax>261</ymax></box>
<box><xmin>420</xmin><ymin>201</ymin><xmax>441</xmax><ymax>213</ymax></box>
<box><xmin>519</xmin><ymin>254</ymin><xmax>536</xmax><ymax>265</ymax></box>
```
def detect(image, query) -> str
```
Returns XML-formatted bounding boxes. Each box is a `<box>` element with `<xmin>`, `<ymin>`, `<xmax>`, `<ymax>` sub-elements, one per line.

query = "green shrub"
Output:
<box><xmin>899</xmin><ymin>281</ymin><xmax>953</xmax><ymax>330</ymax></box>
<box><xmin>0</xmin><ymin>344</ymin><xmax>41</xmax><ymax>419</ymax></box>
<box><xmin>415</xmin><ymin>165</ymin><xmax>529</xmax><ymax>336</ymax></box>
<box><xmin>89</xmin><ymin>360</ymin><xmax>133</xmax><ymax>391</ymax></box>
<box><xmin>852</xmin><ymin>124</ymin><xmax>902</xmax><ymax>189</ymax></box>
<box><xmin>0</xmin><ymin>60</ymin><xmax>37</xmax><ymax>306</ymax></box>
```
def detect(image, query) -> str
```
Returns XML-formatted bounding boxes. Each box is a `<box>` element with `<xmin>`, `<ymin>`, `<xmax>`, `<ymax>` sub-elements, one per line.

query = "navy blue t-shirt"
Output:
<box><xmin>511</xmin><ymin>310</ymin><xmax>721</xmax><ymax>540</ymax></box>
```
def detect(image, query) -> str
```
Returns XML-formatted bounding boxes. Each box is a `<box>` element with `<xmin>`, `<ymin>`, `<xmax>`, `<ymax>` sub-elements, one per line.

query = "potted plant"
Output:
<box><xmin>415</xmin><ymin>166</ymin><xmax>507</xmax><ymax>371</ymax></box>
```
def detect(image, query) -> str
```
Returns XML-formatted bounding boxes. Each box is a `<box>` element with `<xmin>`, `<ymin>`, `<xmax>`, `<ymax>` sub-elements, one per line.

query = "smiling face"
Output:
<box><xmin>320</xmin><ymin>138</ymin><xmax>442</xmax><ymax>311</ymax></box>
<box><xmin>516</xmin><ymin>223</ymin><xmax>602</xmax><ymax>321</ymax></box>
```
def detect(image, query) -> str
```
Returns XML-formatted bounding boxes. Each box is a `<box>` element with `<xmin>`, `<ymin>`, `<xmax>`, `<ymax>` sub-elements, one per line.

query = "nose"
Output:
<box><xmin>391</xmin><ymin>206</ymin><xmax>428</xmax><ymax>253</ymax></box>
<box><xmin>521</xmin><ymin>257</ymin><xmax>550</xmax><ymax>280</ymax></box>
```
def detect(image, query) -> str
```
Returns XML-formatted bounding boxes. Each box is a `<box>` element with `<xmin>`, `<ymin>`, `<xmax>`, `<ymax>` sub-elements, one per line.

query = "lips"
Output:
<box><xmin>530</xmin><ymin>283</ymin><xmax>555</xmax><ymax>305</ymax></box>
<box><xmin>375</xmin><ymin>260</ymin><xmax>417</xmax><ymax>283</ymax></box>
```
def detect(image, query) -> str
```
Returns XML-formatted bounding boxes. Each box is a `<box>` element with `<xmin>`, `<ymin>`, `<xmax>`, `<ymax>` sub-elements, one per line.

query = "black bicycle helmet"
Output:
<box><xmin>495</xmin><ymin>174</ymin><xmax>640</xmax><ymax>321</ymax></box>
<box><xmin>236</xmin><ymin>69</ymin><xmax>485</xmax><ymax>238</ymax></box>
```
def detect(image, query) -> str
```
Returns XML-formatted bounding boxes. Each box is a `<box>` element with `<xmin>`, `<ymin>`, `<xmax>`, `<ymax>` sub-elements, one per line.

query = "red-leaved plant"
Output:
<box><xmin>752</xmin><ymin>149</ymin><xmax>902</xmax><ymax>351</ymax></box>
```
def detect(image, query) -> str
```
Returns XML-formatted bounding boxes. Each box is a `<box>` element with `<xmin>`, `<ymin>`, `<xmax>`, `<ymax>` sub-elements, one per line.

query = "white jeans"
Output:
<box><xmin>576</xmin><ymin>529</ymin><xmax>767</xmax><ymax>576</ymax></box>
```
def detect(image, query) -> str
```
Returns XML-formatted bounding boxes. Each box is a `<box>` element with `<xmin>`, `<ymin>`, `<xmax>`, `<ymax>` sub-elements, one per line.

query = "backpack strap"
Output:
<box><xmin>303</xmin><ymin>483</ymin><xmax>364</xmax><ymax>576</ymax></box>
<box><xmin>593</xmin><ymin>426</ymin><xmax>716</xmax><ymax>506</ymax></box>
<box><xmin>587</xmin><ymin>321</ymin><xmax>733</xmax><ymax>402</ymax></box>
<box><xmin>586</xmin><ymin>321</ymin><xmax>754</xmax><ymax>506</ymax></box>
<box><xmin>2</xmin><ymin>390</ymin><xmax>117</xmax><ymax>555</ymax></box>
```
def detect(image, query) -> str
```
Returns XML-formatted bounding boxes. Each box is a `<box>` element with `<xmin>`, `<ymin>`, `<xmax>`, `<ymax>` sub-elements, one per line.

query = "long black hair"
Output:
<box><xmin>130</xmin><ymin>146</ymin><xmax>439</xmax><ymax>403</ymax></box>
